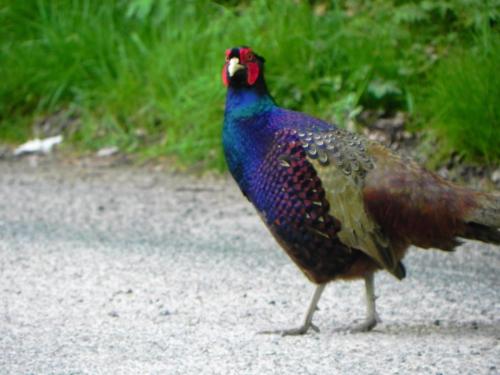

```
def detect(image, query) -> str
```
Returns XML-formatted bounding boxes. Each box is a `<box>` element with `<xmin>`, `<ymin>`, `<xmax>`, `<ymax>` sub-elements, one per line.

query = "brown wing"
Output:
<box><xmin>362</xmin><ymin>142</ymin><xmax>479</xmax><ymax>251</ymax></box>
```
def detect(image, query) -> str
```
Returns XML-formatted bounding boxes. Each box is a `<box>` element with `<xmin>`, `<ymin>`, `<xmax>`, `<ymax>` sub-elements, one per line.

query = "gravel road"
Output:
<box><xmin>1</xmin><ymin>159</ymin><xmax>499</xmax><ymax>374</ymax></box>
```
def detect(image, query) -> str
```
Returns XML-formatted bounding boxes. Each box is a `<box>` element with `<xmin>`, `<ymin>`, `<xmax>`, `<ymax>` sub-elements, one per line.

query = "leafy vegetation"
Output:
<box><xmin>0</xmin><ymin>0</ymin><xmax>498</xmax><ymax>169</ymax></box>
<box><xmin>422</xmin><ymin>31</ymin><xmax>500</xmax><ymax>164</ymax></box>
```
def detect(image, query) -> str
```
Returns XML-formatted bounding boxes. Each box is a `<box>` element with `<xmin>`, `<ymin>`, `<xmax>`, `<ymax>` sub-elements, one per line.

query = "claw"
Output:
<box><xmin>259</xmin><ymin>275</ymin><xmax>380</xmax><ymax>336</ymax></box>
<box><xmin>258</xmin><ymin>321</ymin><xmax>320</xmax><ymax>336</ymax></box>
<box><xmin>258</xmin><ymin>284</ymin><xmax>326</xmax><ymax>336</ymax></box>
<box><xmin>310</xmin><ymin>322</ymin><xmax>320</xmax><ymax>333</ymax></box>
<box><xmin>348</xmin><ymin>318</ymin><xmax>378</xmax><ymax>333</ymax></box>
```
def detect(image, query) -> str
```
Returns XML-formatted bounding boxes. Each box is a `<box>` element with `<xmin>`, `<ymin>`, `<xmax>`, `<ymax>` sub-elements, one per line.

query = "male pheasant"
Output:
<box><xmin>221</xmin><ymin>46</ymin><xmax>500</xmax><ymax>335</ymax></box>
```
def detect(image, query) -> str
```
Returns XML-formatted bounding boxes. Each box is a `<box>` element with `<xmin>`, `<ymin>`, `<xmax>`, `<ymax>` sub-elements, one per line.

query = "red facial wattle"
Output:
<box><xmin>222</xmin><ymin>63</ymin><xmax>229</xmax><ymax>86</ymax></box>
<box><xmin>245</xmin><ymin>61</ymin><xmax>259</xmax><ymax>85</ymax></box>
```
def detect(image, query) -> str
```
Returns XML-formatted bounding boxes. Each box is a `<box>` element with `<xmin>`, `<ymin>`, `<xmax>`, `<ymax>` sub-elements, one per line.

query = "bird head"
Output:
<box><xmin>222</xmin><ymin>46</ymin><xmax>265</xmax><ymax>88</ymax></box>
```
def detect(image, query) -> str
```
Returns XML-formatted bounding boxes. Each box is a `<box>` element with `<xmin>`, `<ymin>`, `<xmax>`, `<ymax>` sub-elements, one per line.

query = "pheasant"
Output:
<box><xmin>221</xmin><ymin>46</ymin><xmax>500</xmax><ymax>335</ymax></box>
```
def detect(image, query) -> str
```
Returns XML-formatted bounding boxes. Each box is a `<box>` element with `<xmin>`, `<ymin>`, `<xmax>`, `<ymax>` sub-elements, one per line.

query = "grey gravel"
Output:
<box><xmin>0</xmin><ymin>160</ymin><xmax>499</xmax><ymax>375</ymax></box>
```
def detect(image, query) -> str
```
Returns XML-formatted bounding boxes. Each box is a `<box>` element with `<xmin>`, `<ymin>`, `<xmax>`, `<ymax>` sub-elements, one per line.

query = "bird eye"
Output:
<box><xmin>225</xmin><ymin>49</ymin><xmax>231</xmax><ymax>61</ymax></box>
<box><xmin>246</xmin><ymin>51</ymin><xmax>255</xmax><ymax>61</ymax></box>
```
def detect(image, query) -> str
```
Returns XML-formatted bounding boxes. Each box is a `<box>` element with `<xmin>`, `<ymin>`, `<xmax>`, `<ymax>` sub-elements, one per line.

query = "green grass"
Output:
<box><xmin>0</xmin><ymin>0</ymin><xmax>499</xmax><ymax>169</ymax></box>
<box><xmin>422</xmin><ymin>32</ymin><xmax>500</xmax><ymax>164</ymax></box>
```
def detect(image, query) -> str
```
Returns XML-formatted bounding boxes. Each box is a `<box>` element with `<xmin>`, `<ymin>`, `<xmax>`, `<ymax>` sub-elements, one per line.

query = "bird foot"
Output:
<box><xmin>259</xmin><ymin>322</ymin><xmax>320</xmax><ymax>336</ymax></box>
<box><xmin>348</xmin><ymin>314</ymin><xmax>380</xmax><ymax>333</ymax></box>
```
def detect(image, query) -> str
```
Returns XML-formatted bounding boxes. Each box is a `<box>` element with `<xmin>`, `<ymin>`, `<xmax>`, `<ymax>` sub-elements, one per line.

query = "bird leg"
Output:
<box><xmin>260</xmin><ymin>284</ymin><xmax>326</xmax><ymax>336</ymax></box>
<box><xmin>349</xmin><ymin>273</ymin><xmax>380</xmax><ymax>333</ymax></box>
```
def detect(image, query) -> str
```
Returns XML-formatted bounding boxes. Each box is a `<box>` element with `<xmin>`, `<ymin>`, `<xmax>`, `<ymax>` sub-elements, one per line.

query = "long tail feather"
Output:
<box><xmin>461</xmin><ymin>222</ymin><xmax>500</xmax><ymax>245</ymax></box>
<box><xmin>461</xmin><ymin>192</ymin><xmax>500</xmax><ymax>245</ymax></box>
<box><xmin>467</xmin><ymin>192</ymin><xmax>500</xmax><ymax>227</ymax></box>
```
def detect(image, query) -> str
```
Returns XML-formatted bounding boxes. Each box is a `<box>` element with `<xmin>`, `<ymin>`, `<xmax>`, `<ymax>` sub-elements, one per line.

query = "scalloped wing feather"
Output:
<box><xmin>297</xmin><ymin>129</ymin><xmax>403</xmax><ymax>278</ymax></box>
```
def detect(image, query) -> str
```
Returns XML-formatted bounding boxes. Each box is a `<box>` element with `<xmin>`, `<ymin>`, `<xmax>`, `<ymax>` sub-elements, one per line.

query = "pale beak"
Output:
<box><xmin>228</xmin><ymin>57</ymin><xmax>244</xmax><ymax>77</ymax></box>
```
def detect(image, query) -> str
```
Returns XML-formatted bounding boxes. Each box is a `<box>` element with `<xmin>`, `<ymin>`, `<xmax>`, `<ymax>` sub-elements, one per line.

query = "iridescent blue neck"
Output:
<box><xmin>223</xmin><ymin>85</ymin><xmax>277</xmax><ymax>193</ymax></box>
<box><xmin>224</xmin><ymin>86</ymin><xmax>276</xmax><ymax>121</ymax></box>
